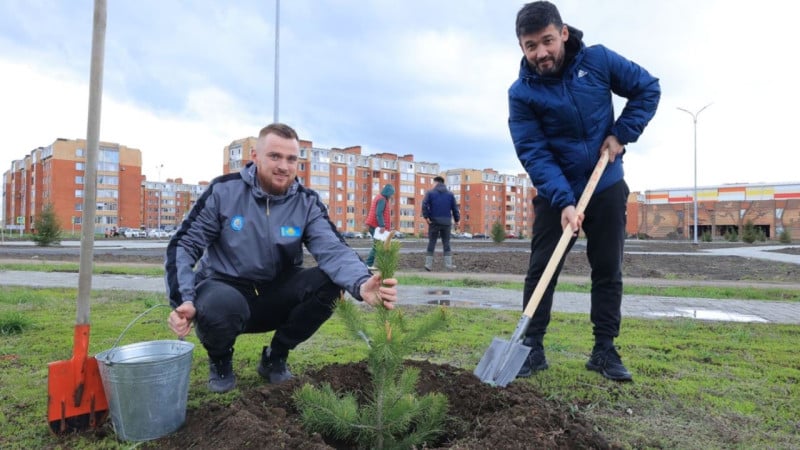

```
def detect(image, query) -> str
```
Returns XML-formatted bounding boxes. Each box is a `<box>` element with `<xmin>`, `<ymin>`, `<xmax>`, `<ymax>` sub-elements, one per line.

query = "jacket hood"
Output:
<box><xmin>381</xmin><ymin>184</ymin><xmax>395</xmax><ymax>197</ymax></box>
<box><xmin>518</xmin><ymin>24</ymin><xmax>585</xmax><ymax>79</ymax></box>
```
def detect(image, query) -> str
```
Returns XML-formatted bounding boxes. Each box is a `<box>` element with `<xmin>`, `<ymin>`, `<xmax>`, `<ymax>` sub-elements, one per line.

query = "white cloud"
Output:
<box><xmin>2</xmin><ymin>0</ymin><xmax>799</xmax><ymax>196</ymax></box>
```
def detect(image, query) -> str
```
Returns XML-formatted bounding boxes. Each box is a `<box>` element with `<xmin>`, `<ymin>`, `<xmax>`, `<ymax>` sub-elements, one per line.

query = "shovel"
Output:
<box><xmin>48</xmin><ymin>0</ymin><xmax>109</xmax><ymax>433</ymax></box>
<box><xmin>474</xmin><ymin>150</ymin><xmax>610</xmax><ymax>387</ymax></box>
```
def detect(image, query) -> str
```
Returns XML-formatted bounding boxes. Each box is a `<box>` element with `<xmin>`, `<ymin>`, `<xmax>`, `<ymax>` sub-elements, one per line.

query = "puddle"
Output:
<box><xmin>646</xmin><ymin>308</ymin><xmax>768</xmax><ymax>323</ymax></box>
<box><xmin>425</xmin><ymin>299</ymin><xmax>511</xmax><ymax>310</ymax></box>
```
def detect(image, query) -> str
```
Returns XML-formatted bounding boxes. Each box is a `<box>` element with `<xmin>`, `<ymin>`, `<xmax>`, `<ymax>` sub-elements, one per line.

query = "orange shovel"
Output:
<box><xmin>47</xmin><ymin>0</ymin><xmax>109</xmax><ymax>433</ymax></box>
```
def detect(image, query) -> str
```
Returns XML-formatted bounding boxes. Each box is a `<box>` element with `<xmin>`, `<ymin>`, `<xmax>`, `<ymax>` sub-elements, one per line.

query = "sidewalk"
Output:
<box><xmin>2</xmin><ymin>270</ymin><xmax>798</xmax><ymax>325</ymax></box>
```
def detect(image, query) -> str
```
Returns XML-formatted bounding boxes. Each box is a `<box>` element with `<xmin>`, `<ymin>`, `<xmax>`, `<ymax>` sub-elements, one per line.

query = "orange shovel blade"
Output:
<box><xmin>47</xmin><ymin>324</ymin><xmax>109</xmax><ymax>434</ymax></box>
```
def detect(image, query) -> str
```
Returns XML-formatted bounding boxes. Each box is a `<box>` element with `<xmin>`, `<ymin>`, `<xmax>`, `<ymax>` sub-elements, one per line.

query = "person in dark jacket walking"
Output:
<box><xmin>165</xmin><ymin>123</ymin><xmax>399</xmax><ymax>393</ymax></box>
<box><xmin>509</xmin><ymin>1</ymin><xmax>660</xmax><ymax>382</ymax></box>
<box><xmin>422</xmin><ymin>176</ymin><xmax>460</xmax><ymax>270</ymax></box>
<box><xmin>364</xmin><ymin>184</ymin><xmax>395</xmax><ymax>268</ymax></box>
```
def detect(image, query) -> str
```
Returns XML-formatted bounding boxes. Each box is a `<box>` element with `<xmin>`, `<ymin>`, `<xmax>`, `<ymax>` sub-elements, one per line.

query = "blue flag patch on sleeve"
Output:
<box><xmin>280</xmin><ymin>226</ymin><xmax>302</xmax><ymax>237</ymax></box>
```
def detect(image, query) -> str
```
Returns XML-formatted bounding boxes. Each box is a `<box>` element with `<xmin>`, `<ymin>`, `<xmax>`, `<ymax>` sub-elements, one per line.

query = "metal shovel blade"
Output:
<box><xmin>473</xmin><ymin>337</ymin><xmax>531</xmax><ymax>387</ymax></box>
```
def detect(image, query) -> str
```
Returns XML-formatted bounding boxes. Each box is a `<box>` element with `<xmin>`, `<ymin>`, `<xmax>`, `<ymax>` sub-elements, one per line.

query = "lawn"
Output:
<box><xmin>0</xmin><ymin>284</ymin><xmax>798</xmax><ymax>449</ymax></box>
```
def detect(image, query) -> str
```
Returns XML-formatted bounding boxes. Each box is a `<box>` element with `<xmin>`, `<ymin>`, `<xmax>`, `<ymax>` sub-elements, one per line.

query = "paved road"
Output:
<box><xmin>2</xmin><ymin>269</ymin><xmax>798</xmax><ymax>325</ymax></box>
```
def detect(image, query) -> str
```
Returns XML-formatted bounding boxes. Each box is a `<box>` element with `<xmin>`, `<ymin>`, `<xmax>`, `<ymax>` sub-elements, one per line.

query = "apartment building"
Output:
<box><xmin>3</xmin><ymin>138</ymin><xmax>143</xmax><ymax>234</ymax></box>
<box><xmin>142</xmin><ymin>178</ymin><xmax>208</xmax><ymax>231</ymax></box>
<box><xmin>10</xmin><ymin>135</ymin><xmax>794</xmax><ymax>242</ymax></box>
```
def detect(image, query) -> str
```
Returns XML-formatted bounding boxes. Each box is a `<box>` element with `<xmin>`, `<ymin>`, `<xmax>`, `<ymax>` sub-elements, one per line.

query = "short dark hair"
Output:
<box><xmin>259</xmin><ymin>123</ymin><xmax>299</xmax><ymax>141</ymax></box>
<box><xmin>434</xmin><ymin>176</ymin><xmax>445</xmax><ymax>183</ymax></box>
<box><xmin>516</xmin><ymin>1</ymin><xmax>563</xmax><ymax>38</ymax></box>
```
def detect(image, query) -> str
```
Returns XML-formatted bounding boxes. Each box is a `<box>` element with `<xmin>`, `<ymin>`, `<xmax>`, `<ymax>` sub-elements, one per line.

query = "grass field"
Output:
<box><xmin>1</xmin><ymin>282</ymin><xmax>798</xmax><ymax>449</ymax></box>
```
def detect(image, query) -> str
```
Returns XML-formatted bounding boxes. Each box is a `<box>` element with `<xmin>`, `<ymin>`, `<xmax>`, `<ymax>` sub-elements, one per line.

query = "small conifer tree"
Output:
<box><xmin>294</xmin><ymin>233</ymin><xmax>449</xmax><ymax>449</ymax></box>
<box><xmin>779</xmin><ymin>228</ymin><xmax>792</xmax><ymax>244</ymax></box>
<box><xmin>32</xmin><ymin>203</ymin><xmax>62</xmax><ymax>247</ymax></box>
<box><xmin>490</xmin><ymin>221</ymin><xmax>505</xmax><ymax>243</ymax></box>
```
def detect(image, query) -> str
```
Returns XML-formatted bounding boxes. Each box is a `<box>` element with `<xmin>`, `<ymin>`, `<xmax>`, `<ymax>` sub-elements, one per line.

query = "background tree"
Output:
<box><xmin>490</xmin><ymin>221</ymin><xmax>505</xmax><ymax>243</ymax></box>
<box><xmin>32</xmin><ymin>203</ymin><xmax>62</xmax><ymax>247</ymax></box>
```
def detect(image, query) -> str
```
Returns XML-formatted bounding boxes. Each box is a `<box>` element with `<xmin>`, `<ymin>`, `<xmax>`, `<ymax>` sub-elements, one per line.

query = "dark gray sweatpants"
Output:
<box><xmin>192</xmin><ymin>267</ymin><xmax>341</xmax><ymax>360</ymax></box>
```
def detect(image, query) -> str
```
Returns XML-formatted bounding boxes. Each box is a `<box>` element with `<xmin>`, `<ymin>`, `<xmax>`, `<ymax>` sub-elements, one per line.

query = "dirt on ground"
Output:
<box><xmin>8</xmin><ymin>239</ymin><xmax>797</xmax><ymax>449</ymax></box>
<box><xmin>155</xmin><ymin>360</ymin><xmax>613</xmax><ymax>450</ymax></box>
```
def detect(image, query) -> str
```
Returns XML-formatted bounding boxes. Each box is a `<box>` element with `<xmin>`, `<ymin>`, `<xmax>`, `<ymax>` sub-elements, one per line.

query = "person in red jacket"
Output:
<box><xmin>364</xmin><ymin>184</ymin><xmax>394</xmax><ymax>267</ymax></box>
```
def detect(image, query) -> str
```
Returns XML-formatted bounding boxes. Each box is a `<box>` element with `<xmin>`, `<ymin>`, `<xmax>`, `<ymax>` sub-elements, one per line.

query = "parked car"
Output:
<box><xmin>147</xmin><ymin>229</ymin><xmax>169</xmax><ymax>239</ymax></box>
<box><xmin>342</xmin><ymin>231</ymin><xmax>364</xmax><ymax>239</ymax></box>
<box><xmin>505</xmin><ymin>233</ymin><xmax>518</xmax><ymax>239</ymax></box>
<box><xmin>472</xmin><ymin>233</ymin><xmax>488</xmax><ymax>239</ymax></box>
<box><xmin>121</xmin><ymin>227</ymin><xmax>146</xmax><ymax>238</ymax></box>
<box><xmin>392</xmin><ymin>231</ymin><xmax>405</xmax><ymax>239</ymax></box>
<box><xmin>456</xmin><ymin>232</ymin><xmax>472</xmax><ymax>239</ymax></box>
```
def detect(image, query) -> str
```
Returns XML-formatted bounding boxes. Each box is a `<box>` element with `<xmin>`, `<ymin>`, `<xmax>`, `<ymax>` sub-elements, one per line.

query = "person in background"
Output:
<box><xmin>165</xmin><ymin>123</ymin><xmax>399</xmax><ymax>393</ymax></box>
<box><xmin>508</xmin><ymin>1</ymin><xmax>660</xmax><ymax>381</ymax></box>
<box><xmin>422</xmin><ymin>176</ymin><xmax>460</xmax><ymax>270</ymax></box>
<box><xmin>364</xmin><ymin>184</ymin><xmax>395</xmax><ymax>268</ymax></box>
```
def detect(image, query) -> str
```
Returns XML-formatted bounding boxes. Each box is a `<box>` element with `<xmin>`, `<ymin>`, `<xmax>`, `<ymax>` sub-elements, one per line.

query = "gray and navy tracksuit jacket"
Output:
<box><xmin>165</xmin><ymin>162</ymin><xmax>370</xmax><ymax>308</ymax></box>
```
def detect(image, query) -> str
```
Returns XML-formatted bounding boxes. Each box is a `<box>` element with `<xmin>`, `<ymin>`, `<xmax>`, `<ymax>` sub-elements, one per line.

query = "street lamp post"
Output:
<box><xmin>156</xmin><ymin>164</ymin><xmax>163</xmax><ymax>230</ymax></box>
<box><xmin>677</xmin><ymin>103</ymin><xmax>712</xmax><ymax>244</ymax></box>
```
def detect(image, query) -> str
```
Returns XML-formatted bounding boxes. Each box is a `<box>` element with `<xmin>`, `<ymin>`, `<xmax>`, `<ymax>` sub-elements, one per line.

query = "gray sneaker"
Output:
<box><xmin>257</xmin><ymin>347</ymin><xmax>292</xmax><ymax>384</ymax></box>
<box><xmin>208</xmin><ymin>356</ymin><xmax>236</xmax><ymax>393</ymax></box>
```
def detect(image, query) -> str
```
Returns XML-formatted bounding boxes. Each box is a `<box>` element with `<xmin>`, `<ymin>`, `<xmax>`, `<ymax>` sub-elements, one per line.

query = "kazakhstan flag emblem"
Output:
<box><xmin>280</xmin><ymin>226</ymin><xmax>301</xmax><ymax>237</ymax></box>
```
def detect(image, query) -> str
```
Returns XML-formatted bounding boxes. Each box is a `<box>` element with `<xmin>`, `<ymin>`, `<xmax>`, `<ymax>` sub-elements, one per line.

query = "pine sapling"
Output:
<box><xmin>294</xmin><ymin>233</ymin><xmax>449</xmax><ymax>449</ymax></box>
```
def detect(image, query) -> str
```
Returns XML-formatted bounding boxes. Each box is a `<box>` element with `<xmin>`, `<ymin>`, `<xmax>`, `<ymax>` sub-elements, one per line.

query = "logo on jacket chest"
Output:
<box><xmin>231</xmin><ymin>215</ymin><xmax>245</xmax><ymax>231</ymax></box>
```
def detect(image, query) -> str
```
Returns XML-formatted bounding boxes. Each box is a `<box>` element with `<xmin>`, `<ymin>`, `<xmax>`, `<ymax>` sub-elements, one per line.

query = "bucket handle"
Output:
<box><xmin>103</xmin><ymin>304</ymin><xmax>180</xmax><ymax>363</ymax></box>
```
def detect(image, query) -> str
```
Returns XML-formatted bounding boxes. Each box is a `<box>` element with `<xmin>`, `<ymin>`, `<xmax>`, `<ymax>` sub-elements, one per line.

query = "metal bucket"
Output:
<box><xmin>95</xmin><ymin>305</ymin><xmax>194</xmax><ymax>441</ymax></box>
<box><xmin>96</xmin><ymin>339</ymin><xmax>194</xmax><ymax>441</ymax></box>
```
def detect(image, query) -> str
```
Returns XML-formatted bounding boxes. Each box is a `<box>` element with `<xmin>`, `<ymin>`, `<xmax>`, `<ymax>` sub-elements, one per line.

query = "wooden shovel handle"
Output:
<box><xmin>522</xmin><ymin>150</ymin><xmax>610</xmax><ymax>319</ymax></box>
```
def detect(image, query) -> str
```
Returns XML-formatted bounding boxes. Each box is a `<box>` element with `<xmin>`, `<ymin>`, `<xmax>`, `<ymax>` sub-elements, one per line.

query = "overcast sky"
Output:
<box><xmin>2</xmin><ymin>0</ymin><xmax>798</xmax><ymax>198</ymax></box>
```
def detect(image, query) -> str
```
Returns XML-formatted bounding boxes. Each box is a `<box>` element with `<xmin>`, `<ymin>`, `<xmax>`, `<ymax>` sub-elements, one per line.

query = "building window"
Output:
<box><xmin>75</xmin><ymin>176</ymin><xmax>84</xmax><ymax>184</ymax></box>
<box><xmin>76</xmin><ymin>162</ymin><xmax>85</xmax><ymax>171</ymax></box>
<box><xmin>75</xmin><ymin>189</ymin><xmax>83</xmax><ymax>198</ymax></box>
<box><xmin>76</xmin><ymin>148</ymin><xmax>84</xmax><ymax>157</ymax></box>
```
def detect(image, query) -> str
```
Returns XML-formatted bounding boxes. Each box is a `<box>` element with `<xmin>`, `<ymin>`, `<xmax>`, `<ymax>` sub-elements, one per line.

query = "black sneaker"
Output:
<box><xmin>586</xmin><ymin>346</ymin><xmax>633</xmax><ymax>381</ymax></box>
<box><xmin>257</xmin><ymin>347</ymin><xmax>292</xmax><ymax>384</ymax></box>
<box><xmin>516</xmin><ymin>346</ymin><xmax>548</xmax><ymax>378</ymax></box>
<box><xmin>208</xmin><ymin>356</ymin><xmax>236</xmax><ymax>393</ymax></box>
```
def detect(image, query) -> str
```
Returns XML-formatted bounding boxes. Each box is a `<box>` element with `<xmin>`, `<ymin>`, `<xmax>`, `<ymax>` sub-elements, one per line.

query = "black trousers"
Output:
<box><xmin>523</xmin><ymin>180</ymin><xmax>629</xmax><ymax>340</ymax></box>
<box><xmin>193</xmin><ymin>267</ymin><xmax>341</xmax><ymax>359</ymax></box>
<box><xmin>426</xmin><ymin>222</ymin><xmax>453</xmax><ymax>254</ymax></box>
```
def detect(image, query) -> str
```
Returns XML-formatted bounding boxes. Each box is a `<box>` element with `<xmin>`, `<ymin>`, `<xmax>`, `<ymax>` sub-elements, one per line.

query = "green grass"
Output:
<box><xmin>1</xmin><ymin>285</ymin><xmax>798</xmax><ymax>449</ymax></box>
<box><xmin>2</xmin><ymin>262</ymin><xmax>799</xmax><ymax>301</ymax></box>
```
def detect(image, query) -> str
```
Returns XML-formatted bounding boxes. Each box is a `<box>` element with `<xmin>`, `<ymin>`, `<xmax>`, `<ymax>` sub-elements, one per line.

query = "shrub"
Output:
<box><xmin>490</xmin><ymin>222</ymin><xmax>505</xmax><ymax>243</ymax></box>
<box><xmin>741</xmin><ymin>220</ymin><xmax>758</xmax><ymax>244</ymax></box>
<box><xmin>779</xmin><ymin>228</ymin><xmax>792</xmax><ymax>244</ymax></box>
<box><xmin>701</xmin><ymin>231</ymin><xmax>713</xmax><ymax>242</ymax></box>
<box><xmin>724</xmin><ymin>230</ymin><xmax>739</xmax><ymax>242</ymax></box>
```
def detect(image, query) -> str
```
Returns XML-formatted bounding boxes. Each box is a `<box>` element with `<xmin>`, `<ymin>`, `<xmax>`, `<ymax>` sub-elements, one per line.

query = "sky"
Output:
<box><xmin>2</xmin><ymin>0</ymin><xmax>799</xmax><ymax>199</ymax></box>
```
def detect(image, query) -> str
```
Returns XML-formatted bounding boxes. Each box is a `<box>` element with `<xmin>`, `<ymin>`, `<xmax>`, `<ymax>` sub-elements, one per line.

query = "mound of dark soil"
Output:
<box><xmin>156</xmin><ymin>360</ymin><xmax>614</xmax><ymax>449</ymax></box>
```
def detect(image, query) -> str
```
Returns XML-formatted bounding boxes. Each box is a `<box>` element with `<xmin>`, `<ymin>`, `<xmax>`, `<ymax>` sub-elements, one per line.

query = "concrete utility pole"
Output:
<box><xmin>677</xmin><ymin>103</ymin><xmax>712</xmax><ymax>245</ymax></box>
<box><xmin>273</xmin><ymin>0</ymin><xmax>280</xmax><ymax>122</ymax></box>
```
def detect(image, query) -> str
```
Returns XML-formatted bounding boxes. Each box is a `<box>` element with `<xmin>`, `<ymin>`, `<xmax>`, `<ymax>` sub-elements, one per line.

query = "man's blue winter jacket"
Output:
<box><xmin>508</xmin><ymin>27</ymin><xmax>660</xmax><ymax>209</ymax></box>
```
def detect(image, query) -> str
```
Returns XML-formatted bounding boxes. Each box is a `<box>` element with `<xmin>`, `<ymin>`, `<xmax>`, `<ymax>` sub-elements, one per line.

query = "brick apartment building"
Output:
<box><xmin>2</xmin><ymin>138</ymin><xmax>207</xmax><ymax>234</ymax></box>
<box><xmin>221</xmin><ymin>136</ymin><xmax>536</xmax><ymax>237</ymax></box>
<box><xmin>5</xmin><ymin>136</ymin><xmax>798</xmax><ymax>242</ymax></box>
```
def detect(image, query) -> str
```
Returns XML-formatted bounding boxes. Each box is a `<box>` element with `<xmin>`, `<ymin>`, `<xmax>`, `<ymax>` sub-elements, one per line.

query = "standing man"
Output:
<box><xmin>508</xmin><ymin>1</ymin><xmax>660</xmax><ymax>381</ymax></box>
<box><xmin>364</xmin><ymin>184</ymin><xmax>395</xmax><ymax>268</ymax></box>
<box><xmin>422</xmin><ymin>176</ymin><xmax>460</xmax><ymax>271</ymax></box>
<box><xmin>165</xmin><ymin>123</ymin><xmax>398</xmax><ymax>393</ymax></box>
